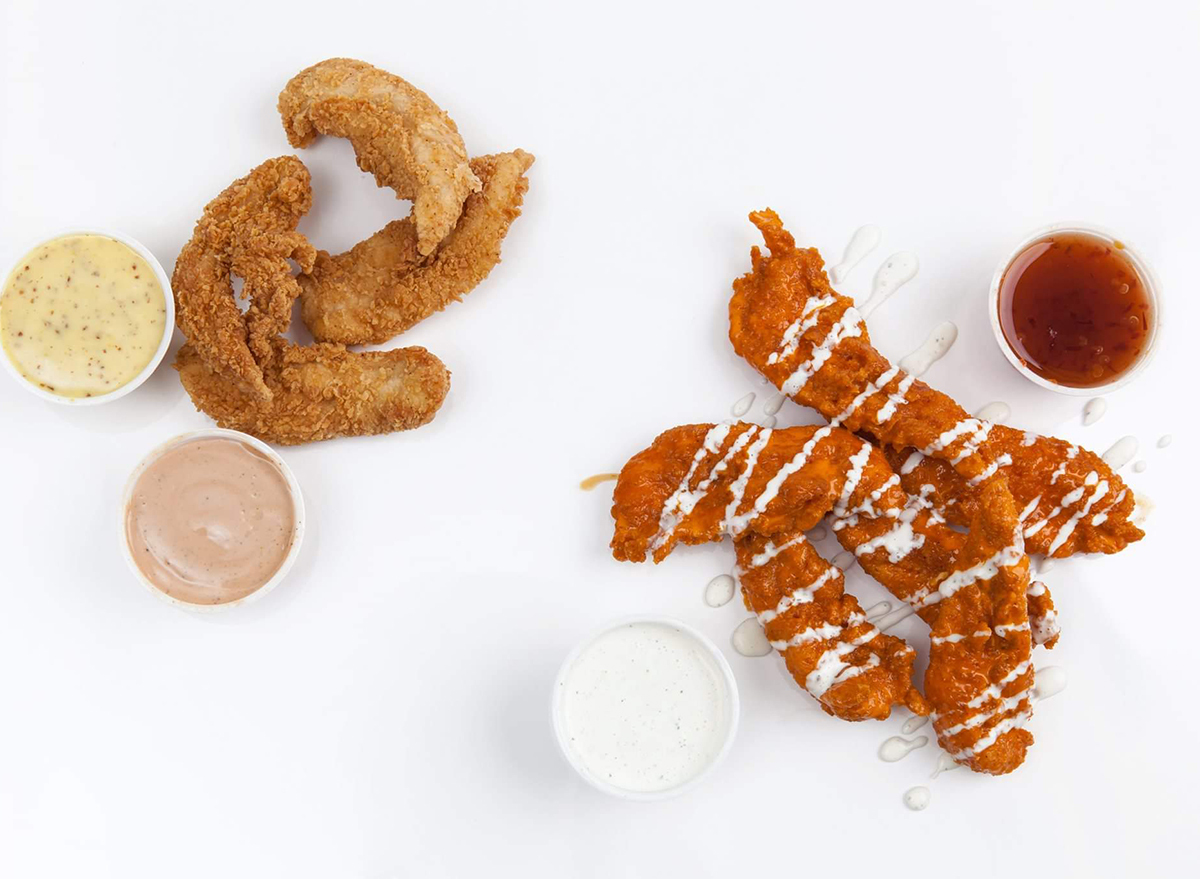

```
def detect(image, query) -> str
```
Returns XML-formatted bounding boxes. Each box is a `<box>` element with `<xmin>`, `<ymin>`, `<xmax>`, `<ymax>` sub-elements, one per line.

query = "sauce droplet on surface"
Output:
<box><xmin>580</xmin><ymin>473</ymin><xmax>619</xmax><ymax>491</ymax></box>
<box><xmin>975</xmin><ymin>401</ymin><xmax>1011</xmax><ymax>423</ymax></box>
<box><xmin>1133</xmin><ymin>460</ymin><xmax>1147</xmax><ymax>473</ymax></box>
<box><xmin>731</xmin><ymin>618</ymin><xmax>773</xmax><ymax>657</ymax></box>
<box><xmin>864</xmin><ymin>601</ymin><xmax>892</xmax><ymax>622</ymax></box>
<box><xmin>1032</xmin><ymin>666</ymin><xmax>1068</xmax><ymax>702</ymax></box>
<box><xmin>763</xmin><ymin>393</ymin><xmax>786</xmax><ymax>416</ymax></box>
<box><xmin>902</xmin><ymin>714</ymin><xmax>930</xmax><ymax>735</ymax></box>
<box><xmin>930</xmin><ymin>752</ymin><xmax>960</xmax><ymax>780</ymax></box>
<box><xmin>830</xmin><ymin>224</ymin><xmax>881</xmax><ymax>283</ymax></box>
<box><xmin>1157</xmin><ymin>434</ymin><xmax>1173</xmax><ymax>449</ymax></box>
<box><xmin>903</xmin><ymin>786</ymin><xmax>931</xmax><ymax>811</ymax></box>
<box><xmin>873</xmin><ymin>604</ymin><xmax>917</xmax><ymax>633</ymax></box>
<box><xmin>730</xmin><ymin>392</ymin><xmax>756</xmax><ymax>418</ymax></box>
<box><xmin>859</xmin><ymin>252</ymin><xmax>919</xmax><ymax>319</ymax></box>
<box><xmin>808</xmin><ymin>524</ymin><xmax>828</xmax><ymax>541</ymax></box>
<box><xmin>761</xmin><ymin>415</ymin><xmax>777</xmax><ymax>429</ymax></box>
<box><xmin>832</xmin><ymin>550</ymin><xmax>857</xmax><ymax>571</ymax></box>
<box><xmin>1083</xmin><ymin>397</ymin><xmax>1107</xmax><ymax>426</ymax></box>
<box><xmin>879</xmin><ymin>735</ymin><xmax>929</xmax><ymax>763</ymax></box>
<box><xmin>705</xmin><ymin>574</ymin><xmax>736</xmax><ymax>608</ymax></box>
<box><xmin>898</xmin><ymin>322</ymin><xmax>958</xmax><ymax>377</ymax></box>
<box><xmin>1101</xmin><ymin>435</ymin><xmax>1138</xmax><ymax>470</ymax></box>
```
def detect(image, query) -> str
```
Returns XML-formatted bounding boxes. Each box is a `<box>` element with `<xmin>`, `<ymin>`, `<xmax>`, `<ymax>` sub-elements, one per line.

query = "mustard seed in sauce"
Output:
<box><xmin>1</xmin><ymin>234</ymin><xmax>167</xmax><ymax>398</ymax></box>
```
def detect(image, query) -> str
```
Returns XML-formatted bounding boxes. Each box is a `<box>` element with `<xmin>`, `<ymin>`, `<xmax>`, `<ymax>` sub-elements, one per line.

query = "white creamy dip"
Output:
<box><xmin>556</xmin><ymin>621</ymin><xmax>735</xmax><ymax>795</ymax></box>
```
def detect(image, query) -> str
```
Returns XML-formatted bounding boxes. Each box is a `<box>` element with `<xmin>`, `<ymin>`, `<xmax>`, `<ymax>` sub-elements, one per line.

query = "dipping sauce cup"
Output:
<box><xmin>120</xmin><ymin>429</ymin><xmax>306</xmax><ymax>612</ymax></box>
<box><xmin>551</xmin><ymin>616</ymin><xmax>739</xmax><ymax>801</ymax></box>
<box><xmin>0</xmin><ymin>229</ymin><xmax>174</xmax><ymax>404</ymax></box>
<box><xmin>988</xmin><ymin>222</ymin><xmax>1162</xmax><ymax>395</ymax></box>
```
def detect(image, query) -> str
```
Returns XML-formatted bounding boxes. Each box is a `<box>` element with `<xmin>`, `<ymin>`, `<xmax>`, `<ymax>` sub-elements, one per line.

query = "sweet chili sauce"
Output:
<box><xmin>997</xmin><ymin>232</ymin><xmax>1152</xmax><ymax>388</ymax></box>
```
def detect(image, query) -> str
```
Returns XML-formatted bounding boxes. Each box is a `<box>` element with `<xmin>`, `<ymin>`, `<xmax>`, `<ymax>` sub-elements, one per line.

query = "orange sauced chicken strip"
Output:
<box><xmin>611</xmin><ymin>422</ymin><xmax>1051</xmax><ymax>772</ymax></box>
<box><xmin>728</xmin><ymin>209</ymin><xmax>1143</xmax><ymax>558</ymax></box>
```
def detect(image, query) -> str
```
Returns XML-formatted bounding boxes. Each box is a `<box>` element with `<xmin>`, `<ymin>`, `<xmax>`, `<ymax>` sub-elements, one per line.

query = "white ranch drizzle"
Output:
<box><xmin>727</xmin><ymin>427</ymin><xmax>832</xmax><ymax>535</ymax></box>
<box><xmin>930</xmin><ymin>752</ymin><xmax>960</xmax><ymax>780</ymax></box>
<box><xmin>780</xmin><ymin>308</ymin><xmax>865</xmax><ymax>396</ymax></box>
<box><xmin>829</xmin><ymin>224</ymin><xmax>881</xmax><ymax>283</ymax></box>
<box><xmin>768</xmin><ymin>295</ymin><xmax>838</xmax><ymax>365</ymax></box>
<box><xmin>879</xmin><ymin>735</ymin><xmax>929</xmax><ymax>762</ymax></box>
<box><xmin>704</xmin><ymin>574</ymin><xmax>736</xmax><ymax>608</ymax></box>
<box><xmin>1083</xmin><ymin>398</ymin><xmax>1107</xmax><ymax>426</ymax></box>
<box><xmin>762</xmin><ymin>393</ymin><xmax>786</xmax><ymax>416</ymax></box>
<box><xmin>858</xmin><ymin>252</ymin><xmax>919</xmax><ymax>319</ymax></box>
<box><xmin>648</xmin><ymin>423</ymin><xmax>733</xmax><ymax>556</ymax></box>
<box><xmin>903</xmin><ymin>787</ymin><xmax>931</xmax><ymax>811</ymax></box>
<box><xmin>1101</xmin><ymin>436</ymin><xmax>1138</xmax><ymax>470</ymax></box>
<box><xmin>875</xmin><ymin>374</ymin><xmax>917</xmax><ymax>423</ymax></box>
<box><xmin>967</xmin><ymin>453</ymin><xmax>1012</xmax><ymax>486</ymax></box>
<box><xmin>1048</xmin><ymin>446</ymin><xmax>1079</xmax><ymax>485</ymax></box>
<box><xmin>805</xmin><ymin>628</ymin><xmax>881</xmax><ymax>697</ymax></box>
<box><xmin>720</xmin><ymin>428</ymin><xmax>775</xmax><ymax>535</ymax></box>
<box><xmin>1046</xmin><ymin>476</ymin><xmax>1109</xmax><ymax>556</ymax></box>
<box><xmin>768</xmin><ymin>615</ymin><xmax>861</xmax><ymax>651</ymax></box>
<box><xmin>913</xmin><ymin>528</ymin><xmax>1025</xmax><ymax>608</ymax></box>
<box><xmin>864</xmin><ymin>601</ymin><xmax>892</xmax><ymax>622</ymax></box>
<box><xmin>975</xmin><ymin>401</ymin><xmax>1011</xmax><ymax>423</ymax></box>
<box><xmin>897</xmin><ymin>321</ymin><xmax>958</xmax><ymax>377</ymax></box>
<box><xmin>731</xmin><ymin>392</ymin><xmax>756</xmax><ymax>418</ymax></box>
<box><xmin>731</xmin><ymin>618</ymin><xmax>773</xmax><ymax>657</ymax></box>
<box><xmin>1022</xmin><ymin>431</ymin><xmax>1039</xmax><ymax>447</ymax></box>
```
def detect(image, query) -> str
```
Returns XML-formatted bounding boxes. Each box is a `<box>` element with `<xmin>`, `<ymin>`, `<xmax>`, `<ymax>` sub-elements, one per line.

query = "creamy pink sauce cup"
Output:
<box><xmin>119</xmin><ymin>428</ymin><xmax>306</xmax><ymax>612</ymax></box>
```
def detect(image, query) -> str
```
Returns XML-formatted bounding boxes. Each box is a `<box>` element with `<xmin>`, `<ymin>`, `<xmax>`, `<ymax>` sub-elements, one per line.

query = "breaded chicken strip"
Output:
<box><xmin>171</xmin><ymin>156</ymin><xmax>450</xmax><ymax>445</ymax></box>
<box><xmin>176</xmin><ymin>342</ymin><xmax>449</xmax><ymax>445</ymax></box>
<box><xmin>612</xmin><ymin>423</ymin><xmax>1049</xmax><ymax>772</ymax></box>
<box><xmin>299</xmin><ymin>150</ymin><xmax>534</xmax><ymax>345</ymax></box>
<box><xmin>729</xmin><ymin>210</ymin><xmax>1143</xmax><ymax>558</ymax></box>
<box><xmin>278</xmin><ymin>58</ymin><xmax>480</xmax><ymax>257</ymax></box>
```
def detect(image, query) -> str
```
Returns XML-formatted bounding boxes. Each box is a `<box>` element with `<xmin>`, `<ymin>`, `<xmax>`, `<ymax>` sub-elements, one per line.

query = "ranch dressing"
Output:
<box><xmin>558</xmin><ymin>622</ymin><xmax>733</xmax><ymax>793</ymax></box>
<box><xmin>1</xmin><ymin>234</ymin><xmax>167</xmax><ymax>398</ymax></box>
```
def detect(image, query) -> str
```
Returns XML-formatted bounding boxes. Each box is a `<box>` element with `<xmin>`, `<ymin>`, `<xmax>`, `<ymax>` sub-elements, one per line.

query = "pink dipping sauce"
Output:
<box><xmin>124</xmin><ymin>437</ymin><xmax>296</xmax><ymax>605</ymax></box>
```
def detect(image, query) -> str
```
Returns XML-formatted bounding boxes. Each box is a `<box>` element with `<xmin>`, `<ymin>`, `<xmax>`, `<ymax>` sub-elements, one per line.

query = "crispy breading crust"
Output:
<box><xmin>299</xmin><ymin>150</ymin><xmax>534</xmax><ymax>345</ymax></box>
<box><xmin>278</xmin><ymin>58</ymin><xmax>481</xmax><ymax>257</ymax></box>
<box><xmin>171</xmin><ymin>156</ymin><xmax>450</xmax><ymax>445</ymax></box>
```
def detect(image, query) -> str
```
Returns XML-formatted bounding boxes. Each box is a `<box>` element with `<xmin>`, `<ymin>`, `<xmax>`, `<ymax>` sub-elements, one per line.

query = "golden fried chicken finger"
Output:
<box><xmin>299</xmin><ymin>150</ymin><xmax>535</xmax><ymax>345</ymax></box>
<box><xmin>728</xmin><ymin>209</ymin><xmax>1142</xmax><ymax>557</ymax></box>
<box><xmin>278</xmin><ymin>58</ymin><xmax>480</xmax><ymax>257</ymax></box>
<box><xmin>176</xmin><ymin>341</ymin><xmax>449</xmax><ymax>445</ymax></box>
<box><xmin>172</xmin><ymin>156</ymin><xmax>450</xmax><ymax>445</ymax></box>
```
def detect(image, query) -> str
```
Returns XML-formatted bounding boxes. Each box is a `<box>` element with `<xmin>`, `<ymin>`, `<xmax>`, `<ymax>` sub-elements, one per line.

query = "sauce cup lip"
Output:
<box><xmin>550</xmin><ymin>614</ymin><xmax>741</xmax><ymax>802</ymax></box>
<box><xmin>118</xmin><ymin>428</ymin><xmax>306</xmax><ymax>613</ymax></box>
<box><xmin>0</xmin><ymin>227</ymin><xmax>175</xmax><ymax>406</ymax></box>
<box><xmin>987</xmin><ymin>221</ymin><xmax>1163</xmax><ymax>397</ymax></box>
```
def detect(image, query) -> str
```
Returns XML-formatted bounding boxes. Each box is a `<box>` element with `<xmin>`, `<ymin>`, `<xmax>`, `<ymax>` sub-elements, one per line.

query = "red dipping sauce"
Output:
<box><xmin>996</xmin><ymin>232</ymin><xmax>1154</xmax><ymax>389</ymax></box>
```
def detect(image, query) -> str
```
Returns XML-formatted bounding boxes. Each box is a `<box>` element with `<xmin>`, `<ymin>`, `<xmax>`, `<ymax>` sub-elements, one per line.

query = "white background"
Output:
<box><xmin>1</xmin><ymin>1</ymin><xmax>1196</xmax><ymax>876</ymax></box>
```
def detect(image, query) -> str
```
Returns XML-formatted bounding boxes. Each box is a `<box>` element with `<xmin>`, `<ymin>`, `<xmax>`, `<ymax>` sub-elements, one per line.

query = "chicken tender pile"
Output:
<box><xmin>172</xmin><ymin>59</ymin><xmax>534</xmax><ymax>444</ymax></box>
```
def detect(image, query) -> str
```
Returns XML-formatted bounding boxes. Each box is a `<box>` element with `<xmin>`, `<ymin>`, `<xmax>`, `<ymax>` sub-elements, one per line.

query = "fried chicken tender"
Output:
<box><xmin>921</xmin><ymin>482</ymin><xmax>1039</xmax><ymax>775</ymax></box>
<box><xmin>278</xmin><ymin>58</ymin><xmax>481</xmax><ymax>257</ymax></box>
<box><xmin>612</xmin><ymin>422</ymin><xmax>930</xmax><ymax>722</ymax></box>
<box><xmin>612</xmin><ymin>422</ymin><xmax>1050</xmax><ymax>772</ymax></box>
<box><xmin>171</xmin><ymin>156</ymin><xmax>450</xmax><ymax>445</ymax></box>
<box><xmin>729</xmin><ymin>209</ymin><xmax>1143</xmax><ymax>558</ymax></box>
<box><xmin>299</xmin><ymin>150</ymin><xmax>534</xmax><ymax>345</ymax></box>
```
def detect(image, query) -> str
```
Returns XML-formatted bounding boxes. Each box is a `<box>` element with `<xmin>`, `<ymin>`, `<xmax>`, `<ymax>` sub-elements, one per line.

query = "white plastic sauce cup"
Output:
<box><xmin>119</xmin><ymin>428</ymin><xmax>306</xmax><ymax>612</ymax></box>
<box><xmin>0</xmin><ymin>228</ymin><xmax>175</xmax><ymax>405</ymax></box>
